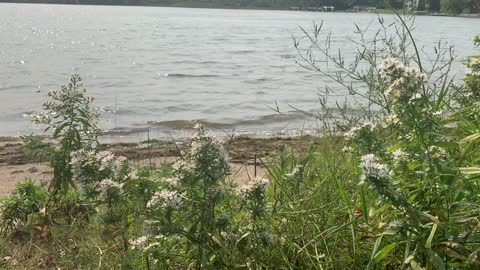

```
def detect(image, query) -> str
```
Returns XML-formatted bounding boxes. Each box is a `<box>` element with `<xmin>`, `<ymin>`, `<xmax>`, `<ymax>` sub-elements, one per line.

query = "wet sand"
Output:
<box><xmin>0</xmin><ymin>136</ymin><xmax>318</xmax><ymax>197</ymax></box>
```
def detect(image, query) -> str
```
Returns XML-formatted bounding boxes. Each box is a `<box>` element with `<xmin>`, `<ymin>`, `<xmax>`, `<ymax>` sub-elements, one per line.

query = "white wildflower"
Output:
<box><xmin>70</xmin><ymin>149</ymin><xmax>96</xmax><ymax>184</ymax></box>
<box><xmin>344</xmin><ymin>123</ymin><xmax>375</xmax><ymax>141</ymax></box>
<box><xmin>147</xmin><ymin>190</ymin><xmax>183</xmax><ymax>209</ymax></box>
<box><xmin>173</xmin><ymin>158</ymin><xmax>196</xmax><ymax>173</ymax></box>
<box><xmin>344</xmin><ymin>126</ymin><xmax>361</xmax><ymax>140</ymax></box>
<box><xmin>404</xmin><ymin>66</ymin><xmax>419</xmax><ymax>76</ymax></box>
<box><xmin>427</xmin><ymin>146</ymin><xmax>447</xmax><ymax>158</ymax></box>
<box><xmin>96</xmin><ymin>151</ymin><xmax>115</xmax><ymax>170</ymax></box>
<box><xmin>380</xmin><ymin>58</ymin><xmax>405</xmax><ymax>76</ymax></box>
<box><xmin>408</xmin><ymin>93</ymin><xmax>422</xmax><ymax>102</ymax></box>
<box><xmin>286</xmin><ymin>165</ymin><xmax>303</xmax><ymax>177</ymax></box>
<box><xmin>433</xmin><ymin>110</ymin><xmax>443</xmax><ymax>116</ymax></box>
<box><xmin>190</xmin><ymin>140</ymin><xmax>203</xmax><ymax>155</ymax></box>
<box><xmin>359</xmin><ymin>154</ymin><xmax>392</xmax><ymax>183</ymax></box>
<box><xmin>384</xmin><ymin>114</ymin><xmax>399</xmax><ymax>127</ymax></box>
<box><xmin>240</xmin><ymin>177</ymin><xmax>270</xmax><ymax>194</ymax></box>
<box><xmin>129</xmin><ymin>236</ymin><xmax>148</xmax><ymax>250</ymax></box>
<box><xmin>417</xmin><ymin>72</ymin><xmax>428</xmax><ymax>82</ymax></box>
<box><xmin>30</xmin><ymin>112</ymin><xmax>51</xmax><ymax>124</ymax></box>
<box><xmin>163</xmin><ymin>177</ymin><xmax>179</xmax><ymax>187</ymax></box>
<box><xmin>96</xmin><ymin>178</ymin><xmax>123</xmax><ymax>193</ymax></box>
<box><xmin>392</xmin><ymin>149</ymin><xmax>408</xmax><ymax>162</ymax></box>
<box><xmin>114</xmin><ymin>156</ymin><xmax>127</xmax><ymax>170</ymax></box>
<box><xmin>385</xmin><ymin>77</ymin><xmax>404</xmax><ymax>97</ymax></box>
<box><xmin>469</xmin><ymin>57</ymin><xmax>480</xmax><ymax>66</ymax></box>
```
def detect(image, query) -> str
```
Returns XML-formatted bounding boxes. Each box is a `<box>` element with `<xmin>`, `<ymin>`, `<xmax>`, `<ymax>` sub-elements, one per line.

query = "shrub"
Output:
<box><xmin>0</xmin><ymin>179</ymin><xmax>48</xmax><ymax>235</ymax></box>
<box><xmin>35</xmin><ymin>74</ymin><xmax>100</xmax><ymax>197</ymax></box>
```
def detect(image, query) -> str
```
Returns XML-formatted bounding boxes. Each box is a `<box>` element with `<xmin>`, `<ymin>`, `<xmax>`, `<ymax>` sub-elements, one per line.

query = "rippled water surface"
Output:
<box><xmin>1</xmin><ymin>3</ymin><xmax>479</xmax><ymax>139</ymax></box>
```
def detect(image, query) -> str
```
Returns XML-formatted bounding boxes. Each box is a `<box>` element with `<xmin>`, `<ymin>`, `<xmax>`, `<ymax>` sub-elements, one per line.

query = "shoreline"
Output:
<box><xmin>0</xmin><ymin>134</ymin><xmax>321</xmax><ymax>197</ymax></box>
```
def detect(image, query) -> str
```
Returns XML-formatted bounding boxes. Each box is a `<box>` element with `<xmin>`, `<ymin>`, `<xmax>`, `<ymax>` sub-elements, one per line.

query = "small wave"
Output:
<box><xmin>244</xmin><ymin>77</ymin><xmax>271</xmax><ymax>84</ymax></box>
<box><xmin>101</xmin><ymin>127</ymin><xmax>149</xmax><ymax>136</ymax></box>
<box><xmin>227</xmin><ymin>50</ymin><xmax>256</xmax><ymax>54</ymax></box>
<box><xmin>171</xmin><ymin>60</ymin><xmax>220</xmax><ymax>65</ymax></box>
<box><xmin>146</xmin><ymin>113</ymin><xmax>311</xmax><ymax>131</ymax></box>
<box><xmin>280</xmin><ymin>54</ymin><xmax>295</xmax><ymax>59</ymax></box>
<box><xmin>234</xmin><ymin>113</ymin><xmax>310</xmax><ymax>127</ymax></box>
<box><xmin>163</xmin><ymin>73</ymin><xmax>220</xmax><ymax>78</ymax></box>
<box><xmin>147</xmin><ymin>120</ymin><xmax>233</xmax><ymax>130</ymax></box>
<box><xmin>0</xmin><ymin>84</ymin><xmax>37</xmax><ymax>91</ymax></box>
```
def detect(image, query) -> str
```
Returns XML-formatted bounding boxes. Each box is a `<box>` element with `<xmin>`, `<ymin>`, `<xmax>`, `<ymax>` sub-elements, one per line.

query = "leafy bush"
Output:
<box><xmin>20</xmin><ymin>135</ymin><xmax>55</xmax><ymax>162</ymax></box>
<box><xmin>0</xmin><ymin>179</ymin><xmax>48</xmax><ymax>235</ymax></box>
<box><xmin>37</xmin><ymin>74</ymin><xmax>100</xmax><ymax>197</ymax></box>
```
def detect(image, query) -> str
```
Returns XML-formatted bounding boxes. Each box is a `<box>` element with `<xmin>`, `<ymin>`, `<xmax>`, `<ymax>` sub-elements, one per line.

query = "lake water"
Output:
<box><xmin>1</xmin><ymin>3</ymin><xmax>479</xmax><ymax>141</ymax></box>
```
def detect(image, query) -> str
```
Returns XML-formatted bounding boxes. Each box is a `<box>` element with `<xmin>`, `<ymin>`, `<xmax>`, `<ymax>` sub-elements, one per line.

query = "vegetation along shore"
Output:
<box><xmin>1</xmin><ymin>12</ymin><xmax>480</xmax><ymax>269</ymax></box>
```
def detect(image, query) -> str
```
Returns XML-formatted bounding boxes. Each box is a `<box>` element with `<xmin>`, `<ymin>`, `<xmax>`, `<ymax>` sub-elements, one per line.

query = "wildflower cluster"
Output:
<box><xmin>359</xmin><ymin>154</ymin><xmax>392</xmax><ymax>183</ymax></box>
<box><xmin>29</xmin><ymin>112</ymin><xmax>51</xmax><ymax>125</ymax></box>
<box><xmin>466</xmin><ymin>57</ymin><xmax>480</xmax><ymax>76</ymax></box>
<box><xmin>383</xmin><ymin>113</ymin><xmax>400</xmax><ymax>127</ymax></box>
<box><xmin>343</xmin><ymin>123</ymin><xmax>375</xmax><ymax>141</ymax></box>
<box><xmin>465</xmin><ymin>56</ymin><xmax>480</xmax><ymax>98</ymax></box>
<box><xmin>140</xmin><ymin>123</ymin><xmax>233</xmax><ymax>267</ymax></box>
<box><xmin>128</xmin><ymin>236</ymin><xmax>148</xmax><ymax>250</ymax></box>
<box><xmin>96</xmin><ymin>179</ymin><xmax>123</xmax><ymax>193</ymax></box>
<box><xmin>391</xmin><ymin>149</ymin><xmax>408</xmax><ymax>164</ymax></box>
<box><xmin>173</xmin><ymin>123</ymin><xmax>229</xmax><ymax>184</ymax></box>
<box><xmin>69</xmin><ymin>149</ymin><xmax>132</xmax><ymax>196</ymax></box>
<box><xmin>380</xmin><ymin>58</ymin><xmax>427</xmax><ymax>104</ymax></box>
<box><xmin>343</xmin><ymin>122</ymin><xmax>384</xmax><ymax>155</ymax></box>
<box><xmin>147</xmin><ymin>190</ymin><xmax>183</xmax><ymax>209</ymax></box>
<box><xmin>240</xmin><ymin>177</ymin><xmax>270</xmax><ymax>222</ymax></box>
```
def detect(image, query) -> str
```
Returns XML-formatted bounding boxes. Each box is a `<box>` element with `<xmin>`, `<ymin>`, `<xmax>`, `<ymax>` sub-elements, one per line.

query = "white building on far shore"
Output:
<box><xmin>404</xmin><ymin>0</ymin><xmax>419</xmax><ymax>10</ymax></box>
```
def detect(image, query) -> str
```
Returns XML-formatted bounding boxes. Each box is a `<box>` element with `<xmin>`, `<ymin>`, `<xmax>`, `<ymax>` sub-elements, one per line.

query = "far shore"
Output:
<box><xmin>0</xmin><ymin>2</ymin><xmax>479</xmax><ymax>19</ymax></box>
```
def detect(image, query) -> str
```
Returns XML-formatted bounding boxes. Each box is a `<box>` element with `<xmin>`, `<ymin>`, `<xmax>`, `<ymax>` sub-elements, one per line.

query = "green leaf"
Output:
<box><xmin>369</xmin><ymin>242</ymin><xmax>398</xmax><ymax>268</ymax></box>
<box><xmin>459</xmin><ymin>133</ymin><xmax>480</xmax><ymax>144</ymax></box>
<box><xmin>425</xmin><ymin>223</ymin><xmax>437</xmax><ymax>249</ymax></box>
<box><xmin>427</xmin><ymin>250</ymin><xmax>445</xmax><ymax>270</ymax></box>
<box><xmin>460</xmin><ymin>167</ymin><xmax>480</xmax><ymax>175</ymax></box>
<box><xmin>360</xmin><ymin>186</ymin><xmax>368</xmax><ymax>222</ymax></box>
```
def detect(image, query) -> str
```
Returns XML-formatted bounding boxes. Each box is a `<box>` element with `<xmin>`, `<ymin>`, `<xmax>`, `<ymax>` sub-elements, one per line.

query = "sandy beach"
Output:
<box><xmin>0</xmin><ymin>135</ymin><xmax>318</xmax><ymax>197</ymax></box>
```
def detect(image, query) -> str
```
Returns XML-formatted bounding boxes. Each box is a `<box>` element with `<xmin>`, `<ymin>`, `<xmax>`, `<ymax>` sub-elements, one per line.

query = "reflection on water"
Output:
<box><xmin>0</xmin><ymin>3</ymin><xmax>478</xmax><ymax>140</ymax></box>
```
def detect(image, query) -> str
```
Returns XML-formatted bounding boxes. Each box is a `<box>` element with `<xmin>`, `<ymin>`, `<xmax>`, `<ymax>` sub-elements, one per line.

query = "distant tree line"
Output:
<box><xmin>0</xmin><ymin>0</ymin><xmax>478</xmax><ymax>13</ymax></box>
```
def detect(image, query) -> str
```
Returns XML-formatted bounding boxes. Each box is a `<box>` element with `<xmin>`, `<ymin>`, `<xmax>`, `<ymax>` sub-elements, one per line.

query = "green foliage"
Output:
<box><xmin>140</xmin><ymin>125</ymin><xmax>233</xmax><ymax>268</ymax></box>
<box><xmin>20</xmin><ymin>135</ymin><xmax>55</xmax><ymax>162</ymax></box>
<box><xmin>42</xmin><ymin>74</ymin><xmax>100</xmax><ymax>196</ymax></box>
<box><xmin>0</xmin><ymin>179</ymin><xmax>48</xmax><ymax>235</ymax></box>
